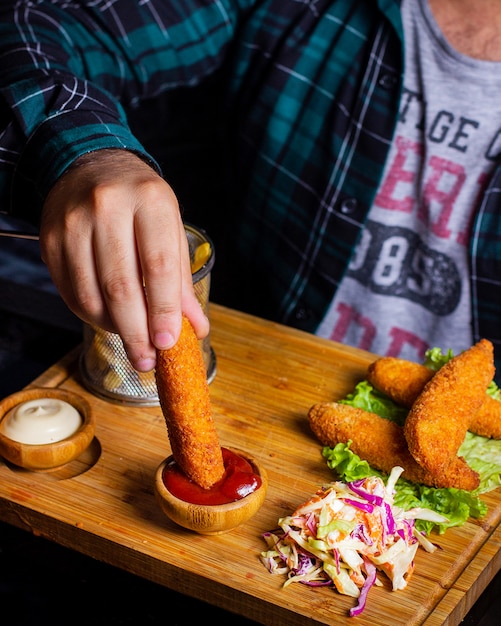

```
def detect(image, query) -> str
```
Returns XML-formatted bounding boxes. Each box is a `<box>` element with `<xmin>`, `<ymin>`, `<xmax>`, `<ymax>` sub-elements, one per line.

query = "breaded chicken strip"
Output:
<box><xmin>308</xmin><ymin>402</ymin><xmax>445</xmax><ymax>488</ymax></box>
<box><xmin>155</xmin><ymin>315</ymin><xmax>225</xmax><ymax>489</ymax></box>
<box><xmin>471</xmin><ymin>396</ymin><xmax>501</xmax><ymax>439</ymax></box>
<box><xmin>403</xmin><ymin>339</ymin><xmax>495</xmax><ymax>491</ymax></box>
<box><xmin>368</xmin><ymin>355</ymin><xmax>501</xmax><ymax>439</ymax></box>
<box><xmin>367</xmin><ymin>358</ymin><xmax>434</xmax><ymax>408</ymax></box>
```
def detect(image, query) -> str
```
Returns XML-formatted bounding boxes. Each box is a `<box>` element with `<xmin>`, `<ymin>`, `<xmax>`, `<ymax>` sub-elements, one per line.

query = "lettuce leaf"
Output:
<box><xmin>423</xmin><ymin>346</ymin><xmax>455</xmax><ymax>371</ymax></box>
<box><xmin>322</xmin><ymin>442</ymin><xmax>488</xmax><ymax>534</ymax></box>
<box><xmin>459</xmin><ymin>432</ymin><xmax>501</xmax><ymax>492</ymax></box>
<box><xmin>339</xmin><ymin>381</ymin><xmax>407</xmax><ymax>426</ymax></box>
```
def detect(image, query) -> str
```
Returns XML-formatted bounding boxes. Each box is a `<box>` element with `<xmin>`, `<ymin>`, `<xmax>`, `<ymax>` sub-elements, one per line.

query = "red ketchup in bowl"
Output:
<box><xmin>162</xmin><ymin>447</ymin><xmax>262</xmax><ymax>505</ymax></box>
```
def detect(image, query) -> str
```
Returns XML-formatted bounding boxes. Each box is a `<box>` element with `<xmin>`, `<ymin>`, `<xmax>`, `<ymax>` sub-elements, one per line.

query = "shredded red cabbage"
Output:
<box><xmin>306</xmin><ymin>511</ymin><xmax>316</xmax><ymax>536</ymax></box>
<box><xmin>349</xmin><ymin>560</ymin><xmax>377</xmax><ymax>617</ymax></box>
<box><xmin>333</xmin><ymin>547</ymin><xmax>340</xmax><ymax>573</ymax></box>
<box><xmin>348</xmin><ymin>480</ymin><xmax>383</xmax><ymax>506</ymax></box>
<box><xmin>384</xmin><ymin>501</ymin><xmax>396</xmax><ymax>534</ymax></box>
<box><xmin>351</xmin><ymin>523</ymin><xmax>373</xmax><ymax>545</ymax></box>
<box><xmin>344</xmin><ymin>498</ymin><xmax>374</xmax><ymax>513</ymax></box>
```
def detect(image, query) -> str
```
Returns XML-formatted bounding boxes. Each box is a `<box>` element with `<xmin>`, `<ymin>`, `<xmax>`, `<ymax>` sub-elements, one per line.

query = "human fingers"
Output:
<box><xmin>40</xmin><ymin>150</ymin><xmax>187</xmax><ymax>370</ymax></box>
<box><xmin>40</xmin><ymin>178</ymin><xmax>114</xmax><ymax>332</ymax></box>
<box><xmin>135</xmin><ymin>195</ymin><xmax>209</xmax><ymax>355</ymax></box>
<box><xmin>90</xmin><ymin>189</ymin><xmax>154</xmax><ymax>370</ymax></box>
<box><xmin>42</xmin><ymin>166</ymin><xmax>154</xmax><ymax>368</ymax></box>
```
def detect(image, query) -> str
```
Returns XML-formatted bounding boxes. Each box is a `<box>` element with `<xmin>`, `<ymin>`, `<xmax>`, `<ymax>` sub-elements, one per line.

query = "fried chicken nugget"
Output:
<box><xmin>155</xmin><ymin>315</ymin><xmax>225</xmax><ymax>489</ymax></box>
<box><xmin>367</xmin><ymin>358</ymin><xmax>434</xmax><ymax>408</ymax></box>
<box><xmin>368</xmin><ymin>355</ymin><xmax>501</xmax><ymax>439</ymax></box>
<box><xmin>471</xmin><ymin>395</ymin><xmax>501</xmax><ymax>439</ymax></box>
<box><xmin>403</xmin><ymin>339</ymin><xmax>495</xmax><ymax>491</ymax></box>
<box><xmin>308</xmin><ymin>402</ymin><xmax>442</xmax><ymax>487</ymax></box>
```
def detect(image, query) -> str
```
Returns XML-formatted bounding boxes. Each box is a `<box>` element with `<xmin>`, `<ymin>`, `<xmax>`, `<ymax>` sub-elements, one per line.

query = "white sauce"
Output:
<box><xmin>0</xmin><ymin>398</ymin><xmax>82</xmax><ymax>445</ymax></box>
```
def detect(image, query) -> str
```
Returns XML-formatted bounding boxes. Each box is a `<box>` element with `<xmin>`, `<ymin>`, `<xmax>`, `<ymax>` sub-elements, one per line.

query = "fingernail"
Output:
<box><xmin>136</xmin><ymin>357</ymin><xmax>156</xmax><ymax>372</ymax></box>
<box><xmin>154</xmin><ymin>332</ymin><xmax>175</xmax><ymax>350</ymax></box>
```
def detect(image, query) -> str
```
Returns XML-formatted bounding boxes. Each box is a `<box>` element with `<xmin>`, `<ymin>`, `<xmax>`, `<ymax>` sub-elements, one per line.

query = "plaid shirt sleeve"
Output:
<box><xmin>0</xmin><ymin>0</ymin><xmax>243</xmax><ymax>217</ymax></box>
<box><xmin>470</xmin><ymin>170</ymin><xmax>501</xmax><ymax>370</ymax></box>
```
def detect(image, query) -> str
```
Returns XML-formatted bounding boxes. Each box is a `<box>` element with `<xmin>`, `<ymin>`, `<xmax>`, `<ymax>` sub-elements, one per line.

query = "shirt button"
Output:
<box><xmin>293</xmin><ymin>307</ymin><xmax>312</xmax><ymax>321</ymax></box>
<box><xmin>379</xmin><ymin>72</ymin><xmax>398</xmax><ymax>89</ymax></box>
<box><xmin>339</xmin><ymin>197</ymin><xmax>358</xmax><ymax>214</ymax></box>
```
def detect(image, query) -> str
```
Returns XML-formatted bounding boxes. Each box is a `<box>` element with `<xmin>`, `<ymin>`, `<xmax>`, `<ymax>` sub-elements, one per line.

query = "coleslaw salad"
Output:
<box><xmin>260</xmin><ymin>466</ymin><xmax>447</xmax><ymax>617</ymax></box>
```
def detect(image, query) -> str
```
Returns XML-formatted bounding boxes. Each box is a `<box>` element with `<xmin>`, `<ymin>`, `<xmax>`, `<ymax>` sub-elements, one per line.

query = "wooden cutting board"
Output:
<box><xmin>0</xmin><ymin>303</ymin><xmax>499</xmax><ymax>625</ymax></box>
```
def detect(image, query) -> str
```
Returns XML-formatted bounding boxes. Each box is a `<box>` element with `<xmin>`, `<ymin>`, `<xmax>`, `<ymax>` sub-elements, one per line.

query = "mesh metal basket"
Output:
<box><xmin>79</xmin><ymin>224</ymin><xmax>216</xmax><ymax>405</ymax></box>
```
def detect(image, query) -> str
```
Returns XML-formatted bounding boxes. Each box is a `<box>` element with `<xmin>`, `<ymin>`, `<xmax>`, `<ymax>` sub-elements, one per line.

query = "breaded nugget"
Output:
<box><xmin>308</xmin><ymin>402</ymin><xmax>443</xmax><ymax>488</ymax></box>
<box><xmin>368</xmin><ymin>355</ymin><xmax>501</xmax><ymax>439</ymax></box>
<box><xmin>367</xmin><ymin>357</ymin><xmax>434</xmax><ymax>408</ymax></box>
<box><xmin>155</xmin><ymin>315</ymin><xmax>225</xmax><ymax>489</ymax></box>
<box><xmin>470</xmin><ymin>396</ymin><xmax>501</xmax><ymax>439</ymax></box>
<box><xmin>403</xmin><ymin>339</ymin><xmax>495</xmax><ymax>491</ymax></box>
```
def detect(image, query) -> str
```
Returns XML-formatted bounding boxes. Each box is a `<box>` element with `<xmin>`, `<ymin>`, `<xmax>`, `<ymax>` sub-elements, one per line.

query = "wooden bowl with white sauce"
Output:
<box><xmin>0</xmin><ymin>388</ymin><xmax>95</xmax><ymax>471</ymax></box>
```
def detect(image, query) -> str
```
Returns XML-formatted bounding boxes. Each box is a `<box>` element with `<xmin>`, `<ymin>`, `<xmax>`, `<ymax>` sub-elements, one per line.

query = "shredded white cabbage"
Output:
<box><xmin>260</xmin><ymin>467</ymin><xmax>448</xmax><ymax>617</ymax></box>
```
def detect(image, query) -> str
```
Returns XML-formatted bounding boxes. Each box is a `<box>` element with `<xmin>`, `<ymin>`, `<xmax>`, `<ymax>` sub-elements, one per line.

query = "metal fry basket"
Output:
<box><xmin>79</xmin><ymin>223</ymin><xmax>216</xmax><ymax>405</ymax></box>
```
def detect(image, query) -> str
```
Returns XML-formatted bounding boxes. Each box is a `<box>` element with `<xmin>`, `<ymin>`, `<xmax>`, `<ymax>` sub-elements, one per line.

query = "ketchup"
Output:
<box><xmin>163</xmin><ymin>447</ymin><xmax>262</xmax><ymax>505</ymax></box>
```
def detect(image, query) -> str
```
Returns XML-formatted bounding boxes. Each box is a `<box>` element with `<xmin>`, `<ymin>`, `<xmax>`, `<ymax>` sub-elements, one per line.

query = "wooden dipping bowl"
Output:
<box><xmin>154</xmin><ymin>448</ymin><xmax>268</xmax><ymax>535</ymax></box>
<box><xmin>0</xmin><ymin>388</ymin><xmax>95</xmax><ymax>471</ymax></box>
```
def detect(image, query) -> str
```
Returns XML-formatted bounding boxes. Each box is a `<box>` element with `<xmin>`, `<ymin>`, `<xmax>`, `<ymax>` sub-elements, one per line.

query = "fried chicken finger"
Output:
<box><xmin>368</xmin><ymin>355</ymin><xmax>501</xmax><ymax>439</ymax></box>
<box><xmin>403</xmin><ymin>339</ymin><xmax>495</xmax><ymax>491</ymax></box>
<box><xmin>470</xmin><ymin>395</ymin><xmax>501</xmax><ymax>439</ymax></box>
<box><xmin>308</xmin><ymin>402</ymin><xmax>442</xmax><ymax>488</ymax></box>
<box><xmin>367</xmin><ymin>358</ymin><xmax>434</xmax><ymax>408</ymax></box>
<box><xmin>155</xmin><ymin>315</ymin><xmax>225</xmax><ymax>489</ymax></box>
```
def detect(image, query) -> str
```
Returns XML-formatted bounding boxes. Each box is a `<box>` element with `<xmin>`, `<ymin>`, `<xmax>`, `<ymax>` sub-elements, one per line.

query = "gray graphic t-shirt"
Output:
<box><xmin>317</xmin><ymin>0</ymin><xmax>501</xmax><ymax>362</ymax></box>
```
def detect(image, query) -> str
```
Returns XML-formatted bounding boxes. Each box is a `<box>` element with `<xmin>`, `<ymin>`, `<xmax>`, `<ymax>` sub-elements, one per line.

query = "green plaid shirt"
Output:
<box><xmin>1</xmin><ymin>0</ymin><xmax>501</xmax><ymax>374</ymax></box>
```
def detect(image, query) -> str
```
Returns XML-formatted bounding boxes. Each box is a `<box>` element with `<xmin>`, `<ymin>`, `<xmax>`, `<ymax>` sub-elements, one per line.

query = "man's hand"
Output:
<box><xmin>40</xmin><ymin>149</ymin><xmax>209</xmax><ymax>371</ymax></box>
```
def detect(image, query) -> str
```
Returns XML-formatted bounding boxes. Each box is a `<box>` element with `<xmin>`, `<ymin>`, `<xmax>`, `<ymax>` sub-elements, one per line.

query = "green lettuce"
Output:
<box><xmin>323</xmin><ymin>442</ymin><xmax>489</xmax><ymax>534</ymax></box>
<box><xmin>423</xmin><ymin>346</ymin><xmax>455</xmax><ymax>370</ymax></box>
<box><xmin>322</xmin><ymin>348</ymin><xmax>501</xmax><ymax>533</ymax></box>
<box><xmin>339</xmin><ymin>380</ymin><xmax>408</xmax><ymax>426</ymax></box>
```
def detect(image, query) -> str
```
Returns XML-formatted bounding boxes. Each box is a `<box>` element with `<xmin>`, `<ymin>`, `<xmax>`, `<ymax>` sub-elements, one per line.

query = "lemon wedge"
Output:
<box><xmin>191</xmin><ymin>242</ymin><xmax>211</xmax><ymax>273</ymax></box>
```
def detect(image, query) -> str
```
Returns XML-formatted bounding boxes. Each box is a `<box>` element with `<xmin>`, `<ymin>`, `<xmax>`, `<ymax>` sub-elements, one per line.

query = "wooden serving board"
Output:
<box><xmin>0</xmin><ymin>304</ymin><xmax>499</xmax><ymax>625</ymax></box>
